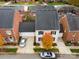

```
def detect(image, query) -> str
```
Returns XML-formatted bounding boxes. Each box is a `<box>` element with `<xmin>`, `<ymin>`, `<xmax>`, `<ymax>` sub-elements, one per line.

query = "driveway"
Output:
<box><xmin>17</xmin><ymin>37</ymin><xmax>34</xmax><ymax>54</ymax></box>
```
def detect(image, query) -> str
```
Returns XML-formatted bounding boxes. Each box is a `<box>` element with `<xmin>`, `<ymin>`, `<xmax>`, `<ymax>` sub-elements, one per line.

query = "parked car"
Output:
<box><xmin>19</xmin><ymin>38</ymin><xmax>26</xmax><ymax>48</ymax></box>
<box><xmin>39</xmin><ymin>52</ymin><xmax>56</xmax><ymax>59</ymax></box>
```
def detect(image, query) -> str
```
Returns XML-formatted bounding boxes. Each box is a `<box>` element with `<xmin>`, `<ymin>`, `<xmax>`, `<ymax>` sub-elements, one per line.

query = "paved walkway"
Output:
<box><xmin>0</xmin><ymin>1</ymin><xmax>12</xmax><ymax>6</ymax></box>
<box><xmin>17</xmin><ymin>37</ymin><xmax>34</xmax><ymax>54</ymax></box>
<box><xmin>56</xmin><ymin>38</ymin><xmax>72</xmax><ymax>54</ymax></box>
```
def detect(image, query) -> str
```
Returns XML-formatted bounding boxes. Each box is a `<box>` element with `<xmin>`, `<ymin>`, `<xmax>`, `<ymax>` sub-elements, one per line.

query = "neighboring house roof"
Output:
<box><xmin>2</xmin><ymin>6</ymin><xmax>24</xmax><ymax>11</ymax></box>
<box><xmin>35</xmin><ymin>6</ymin><xmax>60</xmax><ymax>30</ymax></box>
<box><xmin>0</xmin><ymin>7</ymin><xmax>15</xmax><ymax>28</ymax></box>
<box><xmin>19</xmin><ymin>22</ymin><xmax>35</xmax><ymax>32</ymax></box>
<box><xmin>67</xmin><ymin>13</ymin><xmax>79</xmax><ymax>32</ymax></box>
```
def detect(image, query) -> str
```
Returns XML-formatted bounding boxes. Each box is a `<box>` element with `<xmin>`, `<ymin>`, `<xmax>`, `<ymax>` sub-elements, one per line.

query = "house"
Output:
<box><xmin>35</xmin><ymin>6</ymin><xmax>61</xmax><ymax>43</ymax></box>
<box><xmin>60</xmin><ymin>13</ymin><xmax>79</xmax><ymax>42</ymax></box>
<box><xmin>0</xmin><ymin>7</ymin><xmax>22</xmax><ymax>46</ymax></box>
<box><xmin>19</xmin><ymin>22</ymin><xmax>35</xmax><ymax>38</ymax></box>
<box><xmin>19</xmin><ymin>6</ymin><xmax>62</xmax><ymax>44</ymax></box>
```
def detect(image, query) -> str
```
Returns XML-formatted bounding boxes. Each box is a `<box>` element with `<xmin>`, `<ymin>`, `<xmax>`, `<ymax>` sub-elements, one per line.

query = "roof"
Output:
<box><xmin>0</xmin><ymin>7</ymin><xmax>15</xmax><ymax>28</ymax></box>
<box><xmin>19</xmin><ymin>22</ymin><xmax>35</xmax><ymax>32</ymax></box>
<box><xmin>67</xmin><ymin>13</ymin><xmax>79</xmax><ymax>32</ymax></box>
<box><xmin>35</xmin><ymin>6</ymin><xmax>59</xmax><ymax>30</ymax></box>
<box><xmin>2</xmin><ymin>6</ymin><xmax>24</xmax><ymax>11</ymax></box>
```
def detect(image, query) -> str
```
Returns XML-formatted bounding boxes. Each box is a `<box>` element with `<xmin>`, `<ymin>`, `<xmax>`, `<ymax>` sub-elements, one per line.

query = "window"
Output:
<box><xmin>51</xmin><ymin>31</ymin><xmax>56</xmax><ymax>34</ymax></box>
<box><xmin>6</xmin><ymin>30</ymin><xmax>12</xmax><ymax>35</ymax></box>
<box><xmin>73</xmin><ymin>33</ymin><xmax>76</xmax><ymax>37</ymax></box>
<box><xmin>38</xmin><ymin>37</ymin><xmax>42</xmax><ymax>41</ymax></box>
<box><xmin>38</xmin><ymin>31</ymin><xmax>43</xmax><ymax>35</ymax></box>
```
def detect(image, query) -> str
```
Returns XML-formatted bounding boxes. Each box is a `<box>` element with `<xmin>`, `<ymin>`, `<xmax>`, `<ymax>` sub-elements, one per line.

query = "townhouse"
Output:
<box><xmin>19</xmin><ymin>6</ymin><xmax>63</xmax><ymax>44</ymax></box>
<box><xmin>60</xmin><ymin>13</ymin><xmax>79</xmax><ymax>42</ymax></box>
<box><xmin>35</xmin><ymin>6</ymin><xmax>61</xmax><ymax>43</ymax></box>
<box><xmin>0</xmin><ymin>7</ymin><xmax>22</xmax><ymax>46</ymax></box>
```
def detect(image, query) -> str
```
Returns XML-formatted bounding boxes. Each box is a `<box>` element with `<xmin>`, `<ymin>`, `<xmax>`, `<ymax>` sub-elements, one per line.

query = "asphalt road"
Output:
<box><xmin>0</xmin><ymin>54</ymin><xmax>79</xmax><ymax>59</ymax></box>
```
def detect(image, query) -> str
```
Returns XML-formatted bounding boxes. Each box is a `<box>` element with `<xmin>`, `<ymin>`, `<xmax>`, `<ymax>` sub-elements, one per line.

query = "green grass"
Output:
<box><xmin>70</xmin><ymin>49</ymin><xmax>79</xmax><ymax>53</ymax></box>
<box><xmin>48</xmin><ymin>2</ymin><xmax>65</xmax><ymax>5</ymax></box>
<box><xmin>0</xmin><ymin>48</ymin><xmax>17</xmax><ymax>52</ymax></box>
<box><xmin>33</xmin><ymin>47</ymin><xmax>59</xmax><ymax>52</ymax></box>
<box><xmin>15</xmin><ymin>2</ymin><xmax>33</xmax><ymax>5</ymax></box>
<box><xmin>0</xmin><ymin>2</ymin><xmax>6</xmax><ymax>4</ymax></box>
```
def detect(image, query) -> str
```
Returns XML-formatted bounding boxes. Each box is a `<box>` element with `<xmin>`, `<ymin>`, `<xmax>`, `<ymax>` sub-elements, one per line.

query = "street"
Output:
<box><xmin>0</xmin><ymin>54</ymin><xmax>79</xmax><ymax>59</ymax></box>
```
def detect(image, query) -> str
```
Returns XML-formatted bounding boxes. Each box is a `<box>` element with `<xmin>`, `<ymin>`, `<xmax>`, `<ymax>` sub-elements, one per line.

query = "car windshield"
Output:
<box><xmin>21</xmin><ymin>39</ymin><xmax>25</xmax><ymax>43</ymax></box>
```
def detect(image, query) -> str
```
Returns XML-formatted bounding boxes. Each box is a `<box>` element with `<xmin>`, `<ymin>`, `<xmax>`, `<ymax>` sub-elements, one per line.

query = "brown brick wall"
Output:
<box><xmin>60</xmin><ymin>15</ymin><xmax>79</xmax><ymax>41</ymax></box>
<box><xmin>0</xmin><ymin>29</ymin><xmax>8</xmax><ymax>37</ymax></box>
<box><xmin>13</xmin><ymin>11</ymin><xmax>22</xmax><ymax>42</ymax></box>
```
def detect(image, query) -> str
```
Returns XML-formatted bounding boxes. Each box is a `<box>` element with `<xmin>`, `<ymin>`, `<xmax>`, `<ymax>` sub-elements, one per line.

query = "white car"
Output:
<box><xmin>19</xmin><ymin>38</ymin><xmax>26</xmax><ymax>48</ymax></box>
<box><xmin>40</xmin><ymin>52</ymin><xmax>56</xmax><ymax>59</ymax></box>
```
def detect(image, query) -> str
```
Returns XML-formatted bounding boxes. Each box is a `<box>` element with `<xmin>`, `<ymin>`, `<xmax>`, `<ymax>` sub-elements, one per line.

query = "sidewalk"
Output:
<box><xmin>56</xmin><ymin>38</ymin><xmax>72</xmax><ymax>54</ymax></box>
<box><xmin>17</xmin><ymin>37</ymin><xmax>34</xmax><ymax>54</ymax></box>
<box><xmin>0</xmin><ymin>1</ymin><xmax>12</xmax><ymax>6</ymax></box>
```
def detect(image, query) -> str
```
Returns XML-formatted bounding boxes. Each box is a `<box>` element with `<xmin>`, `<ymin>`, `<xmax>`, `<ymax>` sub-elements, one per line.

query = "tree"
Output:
<box><xmin>0</xmin><ymin>34</ymin><xmax>4</xmax><ymax>46</ymax></box>
<box><xmin>42</xmin><ymin>33</ymin><xmax>53</xmax><ymax>50</ymax></box>
<box><xmin>23</xmin><ymin>11</ymin><xmax>35</xmax><ymax>22</ymax></box>
<box><xmin>67</xmin><ymin>0</ymin><xmax>79</xmax><ymax>7</ymax></box>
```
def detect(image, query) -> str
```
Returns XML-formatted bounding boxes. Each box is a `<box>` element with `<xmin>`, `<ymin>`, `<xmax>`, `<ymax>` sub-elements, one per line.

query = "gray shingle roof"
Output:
<box><xmin>19</xmin><ymin>22</ymin><xmax>35</xmax><ymax>32</ymax></box>
<box><xmin>0</xmin><ymin>7</ymin><xmax>15</xmax><ymax>28</ymax></box>
<box><xmin>1</xmin><ymin>6</ymin><xmax>24</xmax><ymax>11</ymax></box>
<box><xmin>67</xmin><ymin>13</ymin><xmax>79</xmax><ymax>32</ymax></box>
<box><xmin>35</xmin><ymin>6</ymin><xmax>59</xmax><ymax>30</ymax></box>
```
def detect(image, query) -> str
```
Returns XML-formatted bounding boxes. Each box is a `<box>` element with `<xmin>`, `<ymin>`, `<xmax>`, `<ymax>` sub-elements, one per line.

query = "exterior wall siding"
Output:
<box><xmin>13</xmin><ymin>11</ymin><xmax>22</xmax><ymax>43</ymax></box>
<box><xmin>35</xmin><ymin>30</ymin><xmax>60</xmax><ymax>43</ymax></box>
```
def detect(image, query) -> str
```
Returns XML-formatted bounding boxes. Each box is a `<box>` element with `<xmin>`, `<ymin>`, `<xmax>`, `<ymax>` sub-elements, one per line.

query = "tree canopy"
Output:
<box><xmin>0</xmin><ymin>34</ymin><xmax>4</xmax><ymax>46</ymax></box>
<box><xmin>42</xmin><ymin>32</ymin><xmax>53</xmax><ymax>50</ymax></box>
<box><xmin>67</xmin><ymin>0</ymin><xmax>79</xmax><ymax>7</ymax></box>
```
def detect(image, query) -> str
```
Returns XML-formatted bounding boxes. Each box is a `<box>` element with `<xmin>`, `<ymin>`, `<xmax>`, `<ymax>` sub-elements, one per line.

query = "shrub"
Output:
<box><xmin>33</xmin><ymin>42</ymin><xmax>40</xmax><ymax>46</ymax></box>
<box><xmin>0</xmin><ymin>48</ymin><xmax>17</xmax><ymax>52</ymax></box>
<box><xmin>65</xmin><ymin>41</ymin><xmax>72</xmax><ymax>46</ymax></box>
<box><xmin>5</xmin><ymin>48</ymin><xmax>17</xmax><ymax>52</ymax></box>
<box><xmin>52</xmin><ymin>43</ymin><xmax>57</xmax><ymax>46</ymax></box>
<box><xmin>33</xmin><ymin>47</ymin><xmax>59</xmax><ymax>52</ymax></box>
<box><xmin>70</xmin><ymin>49</ymin><xmax>79</xmax><ymax>53</ymax></box>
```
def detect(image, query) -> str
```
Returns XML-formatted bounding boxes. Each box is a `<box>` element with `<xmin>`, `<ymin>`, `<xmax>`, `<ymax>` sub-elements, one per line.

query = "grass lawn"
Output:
<box><xmin>70</xmin><ymin>49</ymin><xmax>79</xmax><ymax>53</ymax></box>
<box><xmin>15</xmin><ymin>2</ymin><xmax>33</xmax><ymax>5</ymax></box>
<box><xmin>0</xmin><ymin>2</ymin><xmax>6</xmax><ymax>5</ymax></box>
<box><xmin>5</xmin><ymin>48</ymin><xmax>17</xmax><ymax>52</ymax></box>
<box><xmin>48</xmin><ymin>2</ymin><xmax>65</xmax><ymax>5</ymax></box>
<box><xmin>0</xmin><ymin>48</ymin><xmax>17</xmax><ymax>52</ymax></box>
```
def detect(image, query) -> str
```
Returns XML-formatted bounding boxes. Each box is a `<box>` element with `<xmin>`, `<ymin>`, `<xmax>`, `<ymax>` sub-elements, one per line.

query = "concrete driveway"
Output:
<box><xmin>17</xmin><ymin>37</ymin><xmax>34</xmax><ymax>54</ymax></box>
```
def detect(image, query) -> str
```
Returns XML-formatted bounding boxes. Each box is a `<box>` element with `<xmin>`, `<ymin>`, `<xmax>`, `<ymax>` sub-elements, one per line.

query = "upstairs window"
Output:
<box><xmin>51</xmin><ymin>31</ymin><xmax>56</xmax><ymax>34</ymax></box>
<box><xmin>38</xmin><ymin>31</ymin><xmax>43</xmax><ymax>35</ymax></box>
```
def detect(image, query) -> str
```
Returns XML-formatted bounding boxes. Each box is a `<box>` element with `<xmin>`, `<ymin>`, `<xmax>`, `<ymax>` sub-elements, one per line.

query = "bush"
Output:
<box><xmin>5</xmin><ymin>48</ymin><xmax>17</xmax><ymax>52</ymax></box>
<box><xmin>0</xmin><ymin>48</ymin><xmax>17</xmax><ymax>52</ymax></box>
<box><xmin>65</xmin><ymin>41</ymin><xmax>79</xmax><ymax>46</ymax></box>
<box><xmin>33</xmin><ymin>42</ymin><xmax>40</xmax><ymax>46</ymax></box>
<box><xmin>52</xmin><ymin>43</ymin><xmax>57</xmax><ymax>46</ymax></box>
<box><xmin>33</xmin><ymin>47</ymin><xmax>59</xmax><ymax>52</ymax></box>
<box><xmin>65</xmin><ymin>41</ymin><xmax>72</xmax><ymax>46</ymax></box>
<box><xmin>70</xmin><ymin>49</ymin><xmax>79</xmax><ymax>53</ymax></box>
